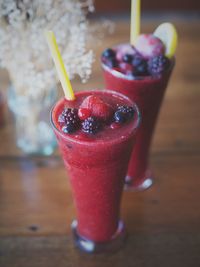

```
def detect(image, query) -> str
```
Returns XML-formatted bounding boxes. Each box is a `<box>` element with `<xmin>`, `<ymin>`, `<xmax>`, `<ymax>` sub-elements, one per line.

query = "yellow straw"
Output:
<box><xmin>45</xmin><ymin>30</ymin><xmax>75</xmax><ymax>101</ymax></box>
<box><xmin>130</xmin><ymin>0</ymin><xmax>141</xmax><ymax>45</ymax></box>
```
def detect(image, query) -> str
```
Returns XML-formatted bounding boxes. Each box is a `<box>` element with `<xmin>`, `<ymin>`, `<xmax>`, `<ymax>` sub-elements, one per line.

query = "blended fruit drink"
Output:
<box><xmin>51</xmin><ymin>89</ymin><xmax>140</xmax><ymax>252</ymax></box>
<box><xmin>102</xmin><ymin>22</ymin><xmax>177</xmax><ymax>191</ymax></box>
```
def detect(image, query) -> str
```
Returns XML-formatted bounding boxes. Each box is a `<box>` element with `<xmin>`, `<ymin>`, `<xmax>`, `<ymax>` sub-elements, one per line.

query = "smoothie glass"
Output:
<box><xmin>102</xmin><ymin>50</ymin><xmax>174</xmax><ymax>191</ymax></box>
<box><xmin>51</xmin><ymin>89</ymin><xmax>140</xmax><ymax>253</ymax></box>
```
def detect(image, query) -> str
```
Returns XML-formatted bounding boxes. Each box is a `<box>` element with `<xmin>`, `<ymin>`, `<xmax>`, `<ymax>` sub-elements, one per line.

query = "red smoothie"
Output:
<box><xmin>102</xmin><ymin>43</ymin><xmax>174</xmax><ymax>190</ymax></box>
<box><xmin>51</xmin><ymin>90</ymin><xmax>140</xmax><ymax>250</ymax></box>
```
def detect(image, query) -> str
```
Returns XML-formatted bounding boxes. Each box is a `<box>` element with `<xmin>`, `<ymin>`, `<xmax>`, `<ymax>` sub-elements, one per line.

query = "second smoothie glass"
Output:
<box><xmin>102</xmin><ymin>54</ymin><xmax>174</xmax><ymax>191</ymax></box>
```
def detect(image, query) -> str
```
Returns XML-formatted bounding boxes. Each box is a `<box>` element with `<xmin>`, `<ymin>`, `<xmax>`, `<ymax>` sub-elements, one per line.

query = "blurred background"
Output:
<box><xmin>95</xmin><ymin>0</ymin><xmax>200</xmax><ymax>12</ymax></box>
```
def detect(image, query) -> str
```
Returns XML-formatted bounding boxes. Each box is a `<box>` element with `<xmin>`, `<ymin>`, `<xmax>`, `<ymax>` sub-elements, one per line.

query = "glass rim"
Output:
<box><xmin>50</xmin><ymin>89</ymin><xmax>141</xmax><ymax>146</ymax></box>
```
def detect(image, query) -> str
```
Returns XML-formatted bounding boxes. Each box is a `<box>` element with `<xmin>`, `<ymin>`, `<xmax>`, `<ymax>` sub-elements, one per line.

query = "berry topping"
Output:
<box><xmin>114</xmin><ymin>111</ymin><xmax>127</xmax><ymax>123</ymax></box>
<box><xmin>119</xmin><ymin>62</ymin><xmax>134</xmax><ymax>74</ymax></box>
<box><xmin>105</xmin><ymin>58</ymin><xmax>118</xmax><ymax>68</ymax></box>
<box><xmin>62</xmin><ymin>123</ymin><xmax>76</xmax><ymax>134</ymax></box>
<box><xmin>132</xmin><ymin>55</ymin><xmax>144</xmax><ymax>67</ymax></box>
<box><xmin>80</xmin><ymin>95</ymin><xmax>114</xmax><ymax>121</ymax></box>
<box><xmin>132</xmin><ymin>56</ymin><xmax>148</xmax><ymax>76</ymax></box>
<box><xmin>114</xmin><ymin>105</ymin><xmax>135</xmax><ymax>123</ymax></box>
<box><xmin>78</xmin><ymin>108</ymin><xmax>92</xmax><ymax>120</ymax></box>
<box><xmin>134</xmin><ymin>62</ymin><xmax>148</xmax><ymax>76</ymax></box>
<box><xmin>148</xmin><ymin>55</ymin><xmax>170</xmax><ymax>75</ymax></box>
<box><xmin>58</xmin><ymin>108</ymin><xmax>80</xmax><ymax>133</ymax></box>
<box><xmin>123</xmin><ymin>54</ymin><xmax>134</xmax><ymax>63</ymax></box>
<box><xmin>116</xmin><ymin>44</ymin><xmax>136</xmax><ymax>61</ymax></box>
<box><xmin>82</xmin><ymin>117</ymin><xmax>101</xmax><ymax>134</ymax></box>
<box><xmin>92</xmin><ymin>102</ymin><xmax>114</xmax><ymax>121</ymax></box>
<box><xmin>58</xmin><ymin>96</ymin><xmax>136</xmax><ymax>136</ymax></box>
<box><xmin>135</xmin><ymin>34</ymin><xmax>165</xmax><ymax>59</ymax></box>
<box><xmin>102</xmin><ymin>48</ymin><xmax>116</xmax><ymax>59</ymax></box>
<box><xmin>117</xmin><ymin>105</ymin><xmax>135</xmax><ymax>119</ymax></box>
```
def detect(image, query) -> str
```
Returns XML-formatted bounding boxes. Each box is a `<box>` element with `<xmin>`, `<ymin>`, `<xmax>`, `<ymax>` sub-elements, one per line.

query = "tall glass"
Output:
<box><xmin>102</xmin><ymin>52</ymin><xmax>174</xmax><ymax>191</ymax></box>
<box><xmin>51</xmin><ymin>90</ymin><xmax>140</xmax><ymax>253</ymax></box>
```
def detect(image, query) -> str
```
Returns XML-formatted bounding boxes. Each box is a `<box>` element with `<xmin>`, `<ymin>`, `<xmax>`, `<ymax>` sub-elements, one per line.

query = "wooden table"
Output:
<box><xmin>0</xmin><ymin>18</ymin><xmax>200</xmax><ymax>267</ymax></box>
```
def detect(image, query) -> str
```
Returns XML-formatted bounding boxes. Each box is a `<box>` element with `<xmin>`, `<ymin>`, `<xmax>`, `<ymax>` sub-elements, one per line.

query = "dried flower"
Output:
<box><xmin>0</xmin><ymin>0</ymin><xmax>96</xmax><ymax>99</ymax></box>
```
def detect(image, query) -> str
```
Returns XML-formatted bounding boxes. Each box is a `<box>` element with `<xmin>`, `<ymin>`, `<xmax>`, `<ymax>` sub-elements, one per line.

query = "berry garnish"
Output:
<box><xmin>105</xmin><ymin>58</ymin><xmax>118</xmax><ymax>68</ymax></box>
<box><xmin>59</xmin><ymin>108</ymin><xmax>80</xmax><ymax>133</ymax></box>
<box><xmin>62</xmin><ymin>123</ymin><xmax>76</xmax><ymax>134</ymax></box>
<box><xmin>80</xmin><ymin>95</ymin><xmax>114</xmax><ymax>121</ymax></box>
<box><xmin>116</xmin><ymin>44</ymin><xmax>136</xmax><ymax>61</ymax></box>
<box><xmin>114</xmin><ymin>111</ymin><xmax>127</xmax><ymax>123</ymax></box>
<box><xmin>148</xmin><ymin>55</ymin><xmax>170</xmax><ymax>75</ymax></box>
<box><xmin>135</xmin><ymin>34</ymin><xmax>165</xmax><ymax>59</ymax></box>
<box><xmin>82</xmin><ymin>117</ymin><xmax>101</xmax><ymax>134</ymax></box>
<box><xmin>102</xmin><ymin>48</ymin><xmax>116</xmax><ymax>59</ymax></box>
<box><xmin>123</xmin><ymin>54</ymin><xmax>134</xmax><ymax>63</ymax></box>
<box><xmin>78</xmin><ymin>108</ymin><xmax>91</xmax><ymax>120</ymax></box>
<box><xmin>119</xmin><ymin>62</ymin><xmax>133</xmax><ymax>74</ymax></box>
<box><xmin>117</xmin><ymin>105</ymin><xmax>135</xmax><ymax>119</ymax></box>
<box><xmin>132</xmin><ymin>57</ymin><xmax>148</xmax><ymax>76</ymax></box>
<box><xmin>92</xmin><ymin>102</ymin><xmax>114</xmax><ymax>121</ymax></box>
<box><xmin>132</xmin><ymin>55</ymin><xmax>144</xmax><ymax>67</ymax></box>
<box><xmin>114</xmin><ymin>105</ymin><xmax>135</xmax><ymax>123</ymax></box>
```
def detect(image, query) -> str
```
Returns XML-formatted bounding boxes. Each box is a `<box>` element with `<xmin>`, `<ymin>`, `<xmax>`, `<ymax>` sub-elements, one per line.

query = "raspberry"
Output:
<box><xmin>92</xmin><ymin>102</ymin><xmax>114</xmax><ymax>121</ymax></box>
<box><xmin>81</xmin><ymin>95</ymin><xmax>102</xmax><ymax>110</ymax></box>
<box><xmin>135</xmin><ymin>34</ymin><xmax>165</xmax><ymax>59</ymax></box>
<box><xmin>80</xmin><ymin>95</ymin><xmax>114</xmax><ymax>121</ymax></box>
<box><xmin>58</xmin><ymin>108</ymin><xmax>80</xmax><ymax>133</ymax></box>
<box><xmin>78</xmin><ymin>108</ymin><xmax>91</xmax><ymax>120</ymax></box>
<box><xmin>148</xmin><ymin>55</ymin><xmax>170</xmax><ymax>75</ymax></box>
<box><xmin>116</xmin><ymin>44</ymin><xmax>136</xmax><ymax>61</ymax></box>
<box><xmin>82</xmin><ymin>117</ymin><xmax>101</xmax><ymax>134</ymax></box>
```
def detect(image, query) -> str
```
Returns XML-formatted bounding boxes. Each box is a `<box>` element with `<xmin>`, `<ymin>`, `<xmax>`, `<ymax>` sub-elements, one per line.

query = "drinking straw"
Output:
<box><xmin>130</xmin><ymin>0</ymin><xmax>141</xmax><ymax>45</ymax></box>
<box><xmin>45</xmin><ymin>30</ymin><xmax>75</xmax><ymax>101</ymax></box>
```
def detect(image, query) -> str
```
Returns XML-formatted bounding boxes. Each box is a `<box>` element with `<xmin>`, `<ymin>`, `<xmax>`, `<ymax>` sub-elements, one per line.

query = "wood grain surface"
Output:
<box><xmin>0</xmin><ymin>18</ymin><xmax>200</xmax><ymax>267</ymax></box>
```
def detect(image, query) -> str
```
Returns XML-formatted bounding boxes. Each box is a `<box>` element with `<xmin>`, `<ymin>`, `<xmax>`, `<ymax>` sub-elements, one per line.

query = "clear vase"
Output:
<box><xmin>8</xmin><ymin>84</ymin><xmax>57</xmax><ymax>155</ymax></box>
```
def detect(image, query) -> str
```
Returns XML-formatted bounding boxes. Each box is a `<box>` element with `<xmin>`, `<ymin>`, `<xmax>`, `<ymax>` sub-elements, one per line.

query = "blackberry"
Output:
<box><xmin>114</xmin><ymin>111</ymin><xmax>127</xmax><ymax>123</ymax></box>
<box><xmin>117</xmin><ymin>105</ymin><xmax>135</xmax><ymax>119</ymax></box>
<box><xmin>148</xmin><ymin>55</ymin><xmax>170</xmax><ymax>75</ymax></box>
<box><xmin>62</xmin><ymin>123</ymin><xmax>76</xmax><ymax>134</ymax></box>
<box><xmin>59</xmin><ymin>108</ymin><xmax>80</xmax><ymax>133</ymax></box>
<box><xmin>102</xmin><ymin>48</ymin><xmax>116</xmax><ymax>59</ymax></box>
<box><xmin>132</xmin><ymin>55</ymin><xmax>144</xmax><ymax>67</ymax></box>
<box><xmin>123</xmin><ymin>54</ymin><xmax>134</xmax><ymax>63</ymax></box>
<box><xmin>114</xmin><ymin>105</ymin><xmax>135</xmax><ymax>123</ymax></box>
<box><xmin>82</xmin><ymin>117</ymin><xmax>101</xmax><ymax>134</ymax></box>
<box><xmin>132</xmin><ymin>55</ymin><xmax>148</xmax><ymax>76</ymax></box>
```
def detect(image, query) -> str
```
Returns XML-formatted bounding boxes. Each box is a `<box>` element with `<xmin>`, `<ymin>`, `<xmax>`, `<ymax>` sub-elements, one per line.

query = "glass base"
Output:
<box><xmin>124</xmin><ymin>169</ymin><xmax>153</xmax><ymax>192</ymax></box>
<box><xmin>71</xmin><ymin>220</ymin><xmax>126</xmax><ymax>253</ymax></box>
